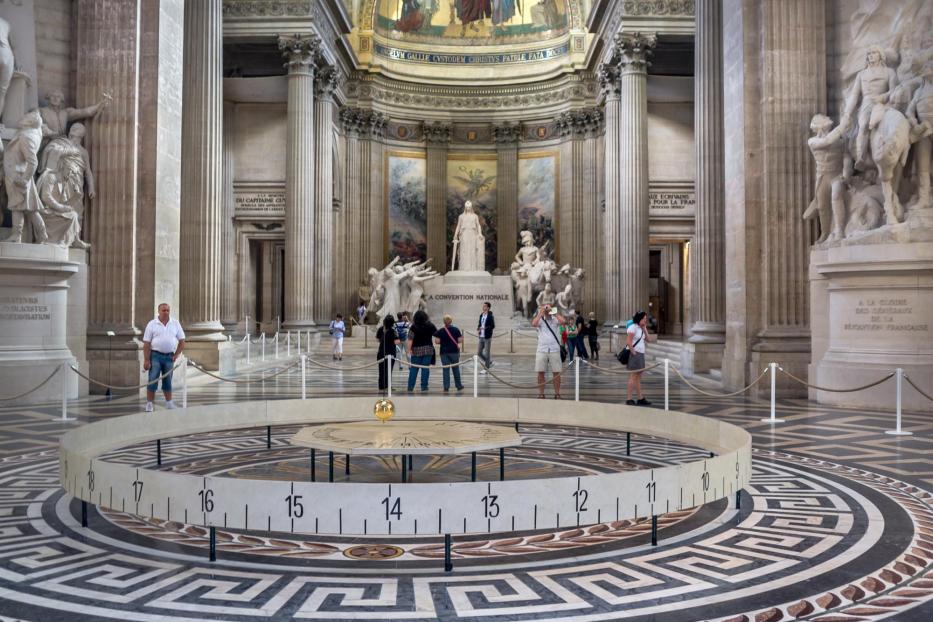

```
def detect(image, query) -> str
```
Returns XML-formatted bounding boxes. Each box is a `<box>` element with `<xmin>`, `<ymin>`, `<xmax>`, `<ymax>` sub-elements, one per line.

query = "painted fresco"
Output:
<box><xmin>517</xmin><ymin>153</ymin><xmax>557</xmax><ymax>253</ymax></box>
<box><xmin>375</xmin><ymin>0</ymin><xmax>568</xmax><ymax>44</ymax></box>
<box><xmin>447</xmin><ymin>156</ymin><xmax>497</xmax><ymax>270</ymax></box>
<box><xmin>387</xmin><ymin>153</ymin><xmax>428</xmax><ymax>262</ymax></box>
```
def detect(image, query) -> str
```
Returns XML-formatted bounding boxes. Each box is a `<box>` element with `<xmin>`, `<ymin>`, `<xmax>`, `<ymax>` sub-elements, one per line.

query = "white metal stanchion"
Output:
<box><xmin>287</xmin><ymin>331</ymin><xmax>291</xmax><ymax>357</ymax></box>
<box><xmin>760</xmin><ymin>362</ymin><xmax>784</xmax><ymax>423</ymax></box>
<box><xmin>297</xmin><ymin>330</ymin><xmax>301</xmax><ymax>353</ymax></box>
<box><xmin>300</xmin><ymin>355</ymin><xmax>307</xmax><ymax>400</ymax></box>
<box><xmin>245</xmin><ymin>314</ymin><xmax>250</xmax><ymax>337</ymax></box>
<box><xmin>181</xmin><ymin>356</ymin><xmax>188</xmax><ymax>409</ymax></box>
<box><xmin>261</xmin><ymin>333</ymin><xmax>266</xmax><ymax>361</ymax></box>
<box><xmin>306</xmin><ymin>330</ymin><xmax>311</xmax><ymax>354</ymax></box>
<box><xmin>60</xmin><ymin>362</ymin><xmax>76</xmax><ymax>422</ymax></box>
<box><xmin>246</xmin><ymin>337</ymin><xmax>251</xmax><ymax>366</ymax></box>
<box><xmin>473</xmin><ymin>355</ymin><xmax>479</xmax><ymax>398</ymax></box>
<box><xmin>387</xmin><ymin>354</ymin><xmax>393</xmax><ymax>398</ymax></box>
<box><xmin>574</xmin><ymin>358</ymin><xmax>580</xmax><ymax>401</ymax></box>
<box><xmin>886</xmin><ymin>368</ymin><xmax>912</xmax><ymax>436</ymax></box>
<box><xmin>275</xmin><ymin>332</ymin><xmax>279</xmax><ymax>359</ymax></box>
<box><xmin>664</xmin><ymin>358</ymin><xmax>670</xmax><ymax>411</ymax></box>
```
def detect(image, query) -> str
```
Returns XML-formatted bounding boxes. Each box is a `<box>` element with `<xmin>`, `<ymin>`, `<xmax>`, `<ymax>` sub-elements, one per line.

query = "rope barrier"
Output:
<box><xmin>69</xmin><ymin>361</ymin><xmax>186</xmax><ymax>390</ymax></box>
<box><xmin>483</xmin><ymin>364</ymin><xmax>567</xmax><ymax>390</ymax></box>
<box><xmin>403</xmin><ymin>357</ymin><xmax>475</xmax><ymax>370</ymax></box>
<box><xmin>0</xmin><ymin>367</ymin><xmax>61</xmax><ymax>401</ymax></box>
<box><xmin>777</xmin><ymin>367</ymin><xmax>895</xmax><ymax>393</ymax></box>
<box><xmin>670</xmin><ymin>365</ymin><xmax>770</xmax><ymax>398</ymax></box>
<box><xmin>462</xmin><ymin>330</ymin><xmax>510</xmax><ymax>339</ymax></box>
<box><xmin>580</xmin><ymin>359</ymin><xmax>663</xmax><ymax>376</ymax></box>
<box><xmin>304</xmin><ymin>357</ymin><xmax>387</xmax><ymax>371</ymax></box>
<box><xmin>188</xmin><ymin>360</ymin><xmax>300</xmax><ymax>384</ymax></box>
<box><xmin>904</xmin><ymin>375</ymin><xmax>933</xmax><ymax>402</ymax></box>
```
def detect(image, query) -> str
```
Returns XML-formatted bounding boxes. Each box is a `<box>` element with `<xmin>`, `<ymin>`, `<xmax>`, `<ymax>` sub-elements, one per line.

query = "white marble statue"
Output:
<box><xmin>3</xmin><ymin>111</ymin><xmax>47</xmax><ymax>244</ymax></box>
<box><xmin>402</xmin><ymin>263</ymin><xmax>438</xmax><ymax>315</ymax></box>
<box><xmin>555</xmin><ymin>283</ymin><xmax>575</xmax><ymax>315</ymax></box>
<box><xmin>39</xmin><ymin>89</ymin><xmax>111</xmax><ymax>138</ymax></box>
<box><xmin>36</xmin><ymin>140</ymin><xmax>89</xmax><ymax>249</ymax></box>
<box><xmin>535</xmin><ymin>282</ymin><xmax>556</xmax><ymax>309</ymax></box>
<box><xmin>368</xmin><ymin>258</ymin><xmax>438</xmax><ymax>320</ymax></box>
<box><xmin>906</xmin><ymin>61</ymin><xmax>933</xmax><ymax>210</ymax></box>
<box><xmin>869</xmin><ymin>103</ymin><xmax>911</xmax><ymax>225</ymax></box>
<box><xmin>844</xmin><ymin>45</ymin><xmax>899</xmax><ymax>169</ymax></box>
<box><xmin>40</xmin><ymin>123</ymin><xmax>95</xmax><ymax>221</ymax></box>
<box><xmin>0</xmin><ymin>18</ymin><xmax>16</xmax><ymax>124</ymax></box>
<box><xmin>451</xmin><ymin>200</ymin><xmax>485</xmax><ymax>272</ymax></box>
<box><xmin>514</xmin><ymin>266</ymin><xmax>532</xmax><ymax>318</ymax></box>
<box><xmin>805</xmin><ymin>114</ymin><xmax>850</xmax><ymax>242</ymax></box>
<box><xmin>514</xmin><ymin>230</ymin><xmax>540</xmax><ymax>266</ymax></box>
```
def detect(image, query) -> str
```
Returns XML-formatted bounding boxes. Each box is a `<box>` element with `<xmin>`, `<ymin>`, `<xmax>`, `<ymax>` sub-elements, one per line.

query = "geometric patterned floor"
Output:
<box><xmin>1</xmin><ymin>351</ymin><xmax>931</xmax><ymax>621</ymax></box>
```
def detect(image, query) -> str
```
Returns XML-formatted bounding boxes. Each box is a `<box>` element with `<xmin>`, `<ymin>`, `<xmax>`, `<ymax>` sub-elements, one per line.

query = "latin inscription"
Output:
<box><xmin>0</xmin><ymin>296</ymin><xmax>51</xmax><ymax>321</ymax></box>
<box><xmin>843</xmin><ymin>298</ymin><xmax>928</xmax><ymax>333</ymax></box>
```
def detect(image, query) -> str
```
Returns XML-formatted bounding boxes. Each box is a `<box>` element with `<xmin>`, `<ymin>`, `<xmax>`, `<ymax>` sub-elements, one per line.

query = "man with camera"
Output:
<box><xmin>531</xmin><ymin>303</ymin><xmax>566</xmax><ymax>399</ymax></box>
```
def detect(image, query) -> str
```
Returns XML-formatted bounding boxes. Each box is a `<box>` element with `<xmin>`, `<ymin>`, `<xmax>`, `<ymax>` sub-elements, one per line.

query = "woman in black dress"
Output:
<box><xmin>376</xmin><ymin>314</ymin><xmax>400</xmax><ymax>393</ymax></box>
<box><xmin>587</xmin><ymin>312</ymin><xmax>600</xmax><ymax>360</ymax></box>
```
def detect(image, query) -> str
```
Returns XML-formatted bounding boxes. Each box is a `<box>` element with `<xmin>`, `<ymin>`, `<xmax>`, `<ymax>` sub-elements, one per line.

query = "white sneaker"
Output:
<box><xmin>480</xmin><ymin>369</ymin><xmax>487</xmax><ymax>375</ymax></box>
<box><xmin>145</xmin><ymin>402</ymin><xmax>154</xmax><ymax>413</ymax></box>
<box><xmin>165</xmin><ymin>400</ymin><xmax>176</xmax><ymax>410</ymax></box>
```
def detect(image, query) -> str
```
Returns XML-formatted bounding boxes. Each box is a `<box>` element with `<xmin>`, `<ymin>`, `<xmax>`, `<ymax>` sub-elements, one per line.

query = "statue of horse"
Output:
<box><xmin>868</xmin><ymin>105</ymin><xmax>911</xmax><ymax>225</ymax></box>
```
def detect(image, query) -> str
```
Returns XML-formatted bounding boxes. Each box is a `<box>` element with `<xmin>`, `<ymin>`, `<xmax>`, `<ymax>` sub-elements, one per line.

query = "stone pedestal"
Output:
<box><xmin>422</xmin><ymin>273</ymin><xmax>516</xmax><ymax>331</ymax></box>
<box><xmin>810</xmin><ymin>243</ymin><xmax>933</xmax><ymax>413</ymax></box>
<box><xmin>0</xmin><ymin>243</ymin><xmax>81</xmax><ymax>404</ymax></box>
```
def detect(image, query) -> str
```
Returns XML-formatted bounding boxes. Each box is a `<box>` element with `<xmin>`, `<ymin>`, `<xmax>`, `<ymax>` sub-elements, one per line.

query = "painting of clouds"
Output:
<box><xmin>387</xmin><ymin>153</ymin><xmax>428</xmax><ymax>262</ymax></box>
<box><xmin>518</xmin><ymin>153</ymin><xmax>557</xmax><ymax>252</ymax></box>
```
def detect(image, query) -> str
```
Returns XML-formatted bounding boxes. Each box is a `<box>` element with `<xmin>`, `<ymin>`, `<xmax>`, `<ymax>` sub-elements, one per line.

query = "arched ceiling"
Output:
<box><xmin>346</xmin><ymin>0</ymin><xmax>594</xmax><ymax>84</ymax></box>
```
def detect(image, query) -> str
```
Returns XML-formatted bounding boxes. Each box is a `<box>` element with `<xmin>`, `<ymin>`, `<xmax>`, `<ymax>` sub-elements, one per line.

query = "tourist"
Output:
<box><xmin>532</xmin><ymin>303</ymin><xmax>565</xmax><ymax>399</ymax></box>
<box><xmin>357</xmin><ymin>302</ymin><xmax>367</xmax><ymax>326</ymax></box>
<box><xmin>142</xmin><ymin>303</ymin><xmax>185</xmax><ymax>412</ymax></box>
<box><xmin>625</xmin><ymin>310</ymin><xmax>655</xmax><ymax>406</ymax></box>
<box><xmin>587</xmin><ymin>312</ymin><xmax>600</xmax><ymax>360</ymax></box>
<box><xmin>434</xmin><ymin>314</ymin><xmax>465</xmax><ymax>392</ymax></box>
<box><xmin>563</xmin><ymin>314</ymin><xmax>578</xmax><ymax>361</ymax></box>
<box><xmin>395</xmin><ymin>311</ymin><xmax>411</xmax><ymax>369</ymax></box>
<box><xmin>329</xmin><ymin>313</ymin><xmax>345</xmax><ymax>361</ymax></box>
<box><xmin>407</xmin><ymin>310</ymin><xmax>437</xmax><ymax>391</ymax></box>
<box><xmin>376</xmin><ymin>314</ymin><xmax>399</xmax><ymax>394</ymax></box>
<box><xmin>476</xmin><ymin>301</ymin><xmax>495</xmax><ymax>372</ymax></box>
<box><xmin>574</xmin><ymin>311</ymin><xmax>589</xmax><ymax>360</ymax></box>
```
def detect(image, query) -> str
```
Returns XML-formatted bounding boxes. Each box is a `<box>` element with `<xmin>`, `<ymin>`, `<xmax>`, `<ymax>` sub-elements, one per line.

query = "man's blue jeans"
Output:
<box><xmin>440</xmin><ymin>352</ymin><xmax>463</xmax><ymax>390</ymax></box>
<box><xmin>147</xmin><ymin>351</ymin><xmax>174</xmax><ymax>392</ymax></box>
<box><xmin>408</xmin><ymin>354</ymin><xmax>432</xmax><ymax>391</ymax></box>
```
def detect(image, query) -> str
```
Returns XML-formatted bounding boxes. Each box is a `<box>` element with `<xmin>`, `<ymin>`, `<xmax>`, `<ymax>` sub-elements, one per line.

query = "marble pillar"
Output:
<box><xmin>362</xmin><ymin>113</ymin><xmax>388</xmax><ymax>272</ymax></box>
<box><xmin>221</xmin><ymin>99</ymin><xmax>238</xmax><ymax>332</ymax></box>
<box><xmin>425</xmin><ymin>122</ymin><xmax>452</xmax><ymax>272</ymax></box>
<box><xmin>493</xmin><ymin>122</ymin><xmax>521</xmax><ymax>273</ymax></box>
<box><xmin>340</xmin><ymin>108</ymin><xmax>363</xmax><ymax>315</ymax></box>
<box><xmin>179</xmin><ymin>0</ymin><xmax>230</xmax><ymax>370</ymax></box>
<box><xmin>599</xmin><ymin>63</ymin><xmax>622</xmax><ymax>324</ymax></box>
<box><xmin>582</xmin><ymin>111</ymin><xmax>602</xmax><ymax>316</ymax></box>
<box><xmin>313</xmin><ymin>66</ymin><xmax>339</xmax><ymax>324</ymax></box>
<box><xmin>279</xmin><ymin>34</ymin><xmax>319</xmax><ymax>330</ymax></box>
<box><xmin>612</xmin><ymin>33</ymin><xmax>656</xmax><ymax>323</ymax></box>
<box><xmin>684</xmin><ymin>0</ymin><xmax>726</xmax><ymax>375</ymax></box>
<box><xmin>722</xmin><ymin>0</ymin><xmax>823</xmax><ymax>395</ymax></box>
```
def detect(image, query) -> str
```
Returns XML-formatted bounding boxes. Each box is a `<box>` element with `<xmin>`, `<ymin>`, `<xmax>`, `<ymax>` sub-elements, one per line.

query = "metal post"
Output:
<box><xmin>471</xmin><ymin>452</ymin><xmax>477</xmax><ymax>481</ymax></box>
<box><xmin>209</xmin><ymin>526</ymin><xmax>216</xmax><ymax>561</ymax></box>
<box><xmin>444</xmin><ymin>533</ymin><xmax>453</xmax><ymax>572</ymax></box>
<box><xmin>664</xmin><ymin>358</ymin><xmax>670</xmax><ymax>411</ymax></box>
<box><xmin>246</xmin><ymin>336</ymin><xmax>250</xmax><ymax>366</ymax></box>
<box><xmin>60</xmin><ymin>362</ymin><xmax>76</xmax><ymax>422</ymax></box>
<box><xmin>328</xmin><ymin>451</ymin><xmax>334</xmax><ymax>482</ymax></box>
<box><xmin>473</xmin><ymin>355</ymin><xmax>479</xmax><ymax>398</ymax></box>
<box><xmin>574</xmin><ymin>357</ymin><xmax>580</xmax><ymax>401</ymax></box>
<box><xmin>510</xmin><ymin>329</ymin><xmax>514</xmax><ymax>353</ymax></box>
<box><xmin>297</xmin><ymin>330</ymin><xmax>301</xmax><ymax>353</ymax></box>
<box><xmin>651</xmin><ymin>515</ymin><xmax>658</xmax><ymax>546</ymax></box>
<box><xmin>81</xmin><ymin>500</ymin><xmax>88</xmax><ymax>527</ymax></box>
<box><xmin>274</xmin><ymin>332</ymin><xmax>279</xmax><ymax>359</ymax></box>
<box><xmin>387</xmin><ymin>354</ymin><xmax>393</xmax><ymax>398</ymax></box>
<box><xmin>307</xmin><ymin>330</ymin><xmax>311</xmax><ymax>354</ymax></box>
<box><xmin>261</xmin><ymin>333</ymin><xmax>266</xmax><ymax>361</ymax></box>
<box><xmin>364</xmin><ymin>325</ymin><xmax>368</xmax><ymax>349</ymax></box>
<box><xmin>499</xmin><ymin>447</ymin><xmax>505</xmax><ymax>481</ymax></box>
<box><xmin>736</xmin><ymin>491</ymin><xmax>741</xmax><ymax>509</ymax></box>
<box><xmin>156</xmin><ymin>439</ymin><xmax>162</xmax><ymax>466</ymax></box>
<box><xmin>626</xmin><ymin>432</ymin><xmax>631</xmax><ymax>456</ymax></box>
<box><xmin>181</xmin><ymin>356</ymin><xmax>188</xmax><ymax>410</ymax></box>
<box><xmin>300</xmin><ymin>355</ymin><xmax>307</xmax><ymax>400</ymax></box>
<box><xmin>886</xmin><ymin>368</ymin><xmax>912</xmax><ymax>435</ymax></box>
<box><xmin>266</xmin><ymin>425</ymin><xmax>271</xmax><ymax>449</ymax></box>
<box><xmin>311</xmin><ymin>448</ymin><xmax>316</xmax><ymax>481</ymax></box>
<box><xmin>287</xmin><ymin>331</ymin><xmax>291</xmax><ymax>357</ymax></box>
<box><xmin>345</xmin><ymin>454</ymin><xmax>350</xmax><ymax>476</ymax></box>
<box><xmin>401</xmin><ymin>454</ymin><xmax>407</xmax><ymax>482</ymax></box>
<box><xmin>760</xmin><ymin>362</ymin><xmax>784</xmax><ymax>423</ymax></box>
<box><xmin>245</xmin><ymin>314</ymin><xmax>250</xmax><ymax>337</ymax></box>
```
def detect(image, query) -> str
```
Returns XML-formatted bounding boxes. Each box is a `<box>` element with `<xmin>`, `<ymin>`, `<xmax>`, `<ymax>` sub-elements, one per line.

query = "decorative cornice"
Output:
<box><xmin>278</xmin><ymin>34</ymin><xmax>321</xmax><ymax>75</ymax></box>
<box><xmin>614</xmin><ymin>32</ymin><xmax>656</xmax><ymax>75</ymax></box>
<box><xmin>622</xmin><ymin>0</ymin><xmax>694</xmax><ymax>16</ymax></box>
<box><xmin>423</xmin><ymin>121</ymin><xmax>452</xmax><ymax>145</ymax></box>
<box><xmin>314</xmin><ymin>65</ymin><xmax>340</xmax><ymax>98</ymax></box>
<box><xmin>492</xmin><ymin>121</ymin><xmax>523</xmax><ymax>145</ymax></box>
<box><xmin>223</xmin><ymin>0</ymin><xmax>312</xmax><ymax>17</ymax></box>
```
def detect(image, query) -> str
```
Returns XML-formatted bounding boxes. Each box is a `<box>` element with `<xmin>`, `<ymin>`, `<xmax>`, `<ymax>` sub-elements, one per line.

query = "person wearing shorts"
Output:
<box><xmin>329</xmin><ymin>314</ymin><xmax>346</xmax><ymax>360</ymax></box>
<box><xmin>532</xmin><ymin>303</ymin><xmax>566</xmax><ymax>399</ymax></box>
<box><xmin>142</xmin><ymin>303</ymin><xmax>186</xmax><ymax>413</ymax></box>
<box><xmin>625</xmin><ymin>310</ymin><xmax>654</xmax><ymax>406</ymax></box>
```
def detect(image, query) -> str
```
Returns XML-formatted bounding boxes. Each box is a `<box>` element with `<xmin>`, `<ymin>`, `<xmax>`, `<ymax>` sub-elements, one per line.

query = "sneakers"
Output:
<box><xmin>165</xmin><ymin>400</ymin><xmax>177</xmax><ymax>410</ymax></box>
<box><xmin>625</xmin><ymin>399</ymin><xmax>636</xmax><ymax>406</ymax></box>
<box><xmin>480</xmin><ymin>370</ymin><xmax>487</xmax><ymax>375</ymax></box>
<box><xmin>145</xmin><ymin>402</ymin><xmax>154</xmax><ymax>413</ymax></box>
<box><xmin>636</xmin><ymin>398</ymin><xmax>652</xmax><ymax>406</ymax></box>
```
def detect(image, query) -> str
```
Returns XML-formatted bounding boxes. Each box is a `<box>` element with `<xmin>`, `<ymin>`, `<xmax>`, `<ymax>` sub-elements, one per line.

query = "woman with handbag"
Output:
<box><xmin>376</xmin><ymin>315</ymin><xmax>400</xmax><ymax>393</ymax></box>
<box><xmin>625</xmin><ymin>310</ymin><xmax>655</xmax><ymax>406</ymax></box>
<box><xmin>407</xmin><ymin>310</ymin><xmax>437</xmax><ymax>392</ymax></box>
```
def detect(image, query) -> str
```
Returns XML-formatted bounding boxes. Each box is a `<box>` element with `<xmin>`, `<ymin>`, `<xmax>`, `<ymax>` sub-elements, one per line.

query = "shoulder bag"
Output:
<box><xmin>616</xmin><ymin>329</ymin><xmax>644</xmax><ymax>365</ymax></box>
<box><xmin>542</xmin><ymin>318</ymin><xmax>568</xmax><ymax>363</ymax></box>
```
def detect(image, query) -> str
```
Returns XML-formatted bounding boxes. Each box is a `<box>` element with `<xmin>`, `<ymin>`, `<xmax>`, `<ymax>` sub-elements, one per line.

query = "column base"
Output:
<box><xmin>184</xmin><ymin>339</ymin><xmax>237</xmax><ymax>374</ymax></box>
<box><xmin>682</xmin><ymin>341</ymin><xmax>724</xmax><ymax>376</ymax></box>
<box><xmin>750</xmin><ymin>341</ymin><xmax>811</xmax><ymax>399</ymax></box>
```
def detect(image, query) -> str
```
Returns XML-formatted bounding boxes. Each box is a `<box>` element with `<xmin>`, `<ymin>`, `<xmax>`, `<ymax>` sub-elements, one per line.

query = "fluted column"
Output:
<box><xmin>599</xmin><ymin>63</ymin><xmax>622</xmax><ymax>324</ymax></box>
<box><xmin>493</xmin><ymin>122</ymin><xmax>521</xmax><ymax>273</ymax></box>
<box><xmin>221</xmin><ymin>99</ymin><xmax>238</xmax><ymax>332</ymax></box>
<box><xmin>340</xmin><ymin>108</ymin><xmax>364</xmax><ymax>313</ymax></box>
<box><xmin>617</xmin><ymin>33</ymin><xmax>655</xmax><ymax>321</ymax></box>
<box><xmin>684</xmin><ymin>0</ymin><xmax>726</xmax><ymax>374</ymax></box>
<box><xmin>362</xmin><ymin>113</ymin><xmax>388</xmax><ymax>271</ymax></box>
<box><xmin>179</xmin><ymin>0</ymin><xmax>227</xmax><ymax>356</ymax></box>
<box><xmin>279</xmin><ymin>34</ymin><xmax>319</xmax><ymax>330</ymax></box>
<box><xmin>425</xmin><ymin>122</ymin><xmax>452</xmax><ymax>270</ymax></box>
<box><xmin>313</xmin><ymin>66</ymin><xmax>339</xmax><ymax>323</ymax></box>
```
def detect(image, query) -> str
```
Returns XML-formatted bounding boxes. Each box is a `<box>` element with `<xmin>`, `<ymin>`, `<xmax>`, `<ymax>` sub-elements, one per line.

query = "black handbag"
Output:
<box><xmin>617</xmin><ymin>330</ymin><xmax>644</xmax><ymax>365</ymax></box>
<box><xmin>542</xmin><ymin>318</ymin><xmax>568</xmax><ymax>363</ymax></box>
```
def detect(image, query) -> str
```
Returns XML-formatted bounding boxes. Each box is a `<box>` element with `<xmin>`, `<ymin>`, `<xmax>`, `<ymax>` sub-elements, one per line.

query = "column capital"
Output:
<box><xmin>597</xmin><ymin>63</ymin><xmax>622</xmax><ymax>98</ymax></box>
<box><xmin>423</xmin><ymin>121</ymin><xmax>452</xmax><ymax>145</ymax></box>
<box><xmin>278</xmin><ymin>34</ymin><xmax>320</xmax><ymax>76</ymax></box>
<box><xmin>340</xmin><ymin>107</ymin><xmax>364</xmax><ymax>136</ymax></box>
<box><xmin>314</xmin><ymin>65</ymin><xmax>340</xmax><ymax>99</ymax></box>
<box><xmin>613</xmin><ymin>32</ymin><xmax>656</xmax><ymax>76</ymax></box>
<box><xmin>556</xmin><ymin>109</ymin><xmax>603</xmax><ymax>138</ymax></box>
<box><xmin>492</xmin><ymin>121</ymin><xmax>522</xmax><ymax>145</ymax></box>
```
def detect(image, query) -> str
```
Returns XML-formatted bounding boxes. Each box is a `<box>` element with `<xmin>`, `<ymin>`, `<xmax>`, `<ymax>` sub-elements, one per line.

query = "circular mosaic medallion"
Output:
<box><xmin>343</xmin><ymin>544</ymin><xmax>405</xmax><ymax>560</ymax></box>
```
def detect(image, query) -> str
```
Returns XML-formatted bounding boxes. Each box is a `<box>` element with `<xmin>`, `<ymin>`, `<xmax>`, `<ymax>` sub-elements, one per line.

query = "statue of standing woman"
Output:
<box><xmin>451</xmin><ymin>200</ymin><xmax>485</xmax><ymax>272</ymax></box>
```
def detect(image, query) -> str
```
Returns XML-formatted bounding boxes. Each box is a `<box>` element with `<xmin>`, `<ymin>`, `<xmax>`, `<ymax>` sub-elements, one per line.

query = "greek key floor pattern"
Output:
<box><xmin>0</xmin><ymin>352</ymin><xmax>931</xmax><ymax>621</ymax></box>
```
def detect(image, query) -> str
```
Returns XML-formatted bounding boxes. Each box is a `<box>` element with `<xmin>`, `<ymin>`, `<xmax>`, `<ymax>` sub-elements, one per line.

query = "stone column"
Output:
<box><xmin>617</xmin><ymin>33</ymin><xmax>655</xmax><ymax>322</ymax></box>
<box><xmin>340</xmin><ymin>108</ymin><xmax>364</xmax><ymax>313</ymax></box>
<box><xmin>582</xmin><ymin>110</ymin><xmax>603</xmax><ymax>315</ymax></box>
<box><xmin>493</xmin><ymin>122</ymin><xmax>521</xmax><ymax>273</ymax></box>
<box><xmin>178</xmin><ymin>0</ymin><xmax>229</xmax><ymax>369</ymax></box>
<box><xmin>599</xmin><ymin>63</ymin><xmax>622</xmax><ymax>324</ymax></box>
<box><xmin>279</xmin><ymin>34</ymin><xmax>319</xmax><ymax>330</ymax></box>
<box><xmin>221</xmin><ymin>99</ymin><xmax>238</xmax><ymax>332</ymax></box>
<box><xmin>313</xmin><ymin>66</ymin><xmax>339</xmax><ymax>324</ymax></box>
<box><xmin>684</xmin><ymin>0</ymin><xmax>726</xmax><ymax>375</ymax></box>
<box><xmin>425</xmin><ymin>122</ymin><xmax>452</xmax><ymax>271</ymax></box>
<box><xmin>361</xmin><ymin>113</ymin><xmax>388</xmax><ymax>271</ymax></box>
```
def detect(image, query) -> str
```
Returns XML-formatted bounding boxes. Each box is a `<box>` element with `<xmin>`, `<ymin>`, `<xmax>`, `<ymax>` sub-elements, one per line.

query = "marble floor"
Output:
<box><xmin>0</xmin><ymin>348</ymin><xmax>931</xmax><ymax>621</ymax></box>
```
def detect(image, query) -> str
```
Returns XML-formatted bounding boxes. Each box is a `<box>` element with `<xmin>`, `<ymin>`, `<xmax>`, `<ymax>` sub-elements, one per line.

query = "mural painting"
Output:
<box><xmin>375</xmin><ymin>0</ymin><xmax>568</xmax><ymax>43</ymax></box>
<box><xmin>447</xmin><ymin>155</ymin><xmax>497</xmax><ymax>270</ymax></box>
<box><xmin>518</xmin><ymin>152</ymin><xmax>557</xmax><ymax>252</ymax></box>
<box><xmin>387</xmin><ymin>152</ymin><xmax>428</xmax><ymax>262</ymax></box>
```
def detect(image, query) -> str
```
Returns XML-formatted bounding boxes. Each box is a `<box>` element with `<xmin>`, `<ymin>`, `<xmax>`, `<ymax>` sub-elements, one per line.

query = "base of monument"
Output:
<box><xmin>0</xmin><ymin>350</ymin><xmax>78</xmax><ymax>405</ymax></box>
<box><xmin>423</xmin><ymin>273</ymin><xmax>516</xmax><ymax>330</ymax></box>
<box><xmin>682</xmin><ymin>341</ymin><xmax>724</xmax><ymax>376</ymax></box>
<box><xmin>184</xmin><ymin>339</ymin><xmax>238</xmax><ymax>374</ymax></box>
<box><xmin>442</xmin><ymin>271</ymin><xmax>494</xmax><ymax>285</ymax></box>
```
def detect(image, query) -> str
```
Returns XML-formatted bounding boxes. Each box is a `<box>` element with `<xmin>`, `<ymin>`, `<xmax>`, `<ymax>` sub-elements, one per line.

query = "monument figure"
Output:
<box><xmin>843</xmin><ymin>45</ymin><xmax>898</xmax><ymax>168</ymax></box>
<box><xmin>805</xmin><ymin>114</ymin><xmax>850</xmax><ymax>243</ymax></box>
<box><xmin>3</xmin><ymin>111</ymin><xmax>47</xmax><ymax>244</ymax></box>
<box><xmin>0</xmin><ymin>17</ymin><xmax>26</xmax><ymax>125</ymax></box>
<box><xmin>869</xmin><ymin>104</ymin><xmax>911</xmax><ymax>224</ymax></box>
<box><xmin>536</xmin><ymin>282</ymin><xmax>556</xmax><ymax>309</ymax></box>
<box><xmin>906</xmin><ymin>61</ymin><xmax>933</xmax><ymax>210</ymax></box>
<box><xmin>514</xmin><ymin>266</ymin><xmax>532</xmax><ymax>318</ymax></box>
<box><xmin>40</xmin><ymin>123</ymin><xmax>95</xmax><ymax>221</ymax></box>
<box><xmin>36</xmin><ymin>139</ymin><xmax>89</xmax><ymax>249</ymax></box>
<box><xmin>450</xmin><ymin>200</ymin><xmax>485</xmax><ymax>272</ymax></box>
<box><xmin>514</xmin><ymin>230</ymin><xmax>540</xmax><ymax>266</ymax></box>
<box><xmin>555</xmin><ymin>283</ymin><xmax>575</xmax><ymax>314</ymax></box>
<box><xmin>39</xmin><ymin>90</ymin><xmax>111</xmax><ymax>138</ymax></box>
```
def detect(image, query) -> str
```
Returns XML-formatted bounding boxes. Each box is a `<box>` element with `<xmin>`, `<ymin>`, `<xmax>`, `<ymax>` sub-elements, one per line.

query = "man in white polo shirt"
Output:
<box><xmin>531</xmin><ymin>303</ymin><xmax>566</xmax><ymax>399</ymax></box>
<box><xmin>142</xmin><ymin>303</ymin><xmax>186</xmax><ymax>412</ymax></box>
